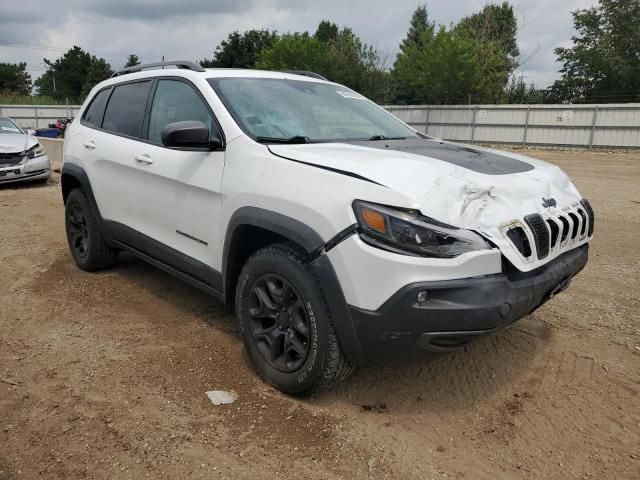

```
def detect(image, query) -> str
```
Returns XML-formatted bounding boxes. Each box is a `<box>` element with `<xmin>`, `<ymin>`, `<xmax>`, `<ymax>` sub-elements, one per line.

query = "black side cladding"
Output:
<box><xmin>525</xmin><ymin>213</ymin><xmax>550</xmax><ymax>259</ymax></box>
<box><xmin>347</xmin><ymin>138</ymin><xmax>535</xmax><ymax>175</ymax></box>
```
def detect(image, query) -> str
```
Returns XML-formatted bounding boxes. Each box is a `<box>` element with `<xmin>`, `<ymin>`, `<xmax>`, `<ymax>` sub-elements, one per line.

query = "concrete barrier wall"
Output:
<box><xmin>385</xmin><ymin>103</ymin><xmax>640</xmax><ymax>149</ymax></box>
<box><xmin>38</xmin><ymin>138</ymin><xmax>64</xmax><ymax>171</ymax></box>
<box><xmin>5</xmin><ymin>102</ymin><xmax>640</xmax><ymax>149</ymax></box>
<box><xmin>0</xmin><ymin>105</ymin><xmax>81</xmax><ymax>130</ymax></box>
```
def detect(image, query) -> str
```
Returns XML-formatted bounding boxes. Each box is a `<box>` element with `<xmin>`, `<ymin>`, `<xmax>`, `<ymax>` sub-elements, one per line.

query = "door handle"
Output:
<box><xmin>83</xmin><ymin>141</ymin><xmax>96</xmax><ymax>150</ymax></box>
<box><xmin>134</xmin><ymin>154</ymin><xmax>153</xmax><ymax>165</ymax></box>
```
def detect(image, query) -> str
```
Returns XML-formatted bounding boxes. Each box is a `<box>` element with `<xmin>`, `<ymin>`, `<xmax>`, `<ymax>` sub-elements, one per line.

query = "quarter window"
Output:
<box><xmin>148</xmin><ymin>80</ymin><xmax>215</xmax><ymax>145</ymax></box>
<box><xmin>102</xmin><ymin>81</ymin><xmax>152</xmax><ymax>138</ymax></box>
<box><xmin>82</xmin><ymin>88</ymin><xmax>111</xmax><ymax>128</ymax></box>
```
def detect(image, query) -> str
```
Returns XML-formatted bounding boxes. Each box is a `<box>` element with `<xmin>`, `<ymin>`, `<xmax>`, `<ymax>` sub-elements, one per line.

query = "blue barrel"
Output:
<box><xmin>35</xmin><ymin>128</ymin><xmax>59</xmax><ymax>138</ymax></box>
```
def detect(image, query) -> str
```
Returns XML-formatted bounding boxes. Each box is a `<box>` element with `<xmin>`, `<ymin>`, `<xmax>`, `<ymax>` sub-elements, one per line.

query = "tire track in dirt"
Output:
<box><xmin>2</xmin><ymin>153</ymin><xmax>640</xmax><ymax>479</ymax></box>
<box><xmin>0</xmin><ymin>251</ymin><xmax>386</xmax><ymax>479</ymax></box>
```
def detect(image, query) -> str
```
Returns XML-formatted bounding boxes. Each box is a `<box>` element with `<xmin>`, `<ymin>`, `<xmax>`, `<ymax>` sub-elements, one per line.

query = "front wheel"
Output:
<box><xmin>235</xmin><ymin>243</ymin><xmax>353</xmax><ymax>394</ymax></box>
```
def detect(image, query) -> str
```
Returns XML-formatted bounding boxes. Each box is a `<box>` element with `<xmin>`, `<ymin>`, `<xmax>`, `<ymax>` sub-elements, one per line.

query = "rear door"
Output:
<box><xmin>86</xmin><ymin>79</ymin><xmax>153</xmax><ymax>235</ymax></box>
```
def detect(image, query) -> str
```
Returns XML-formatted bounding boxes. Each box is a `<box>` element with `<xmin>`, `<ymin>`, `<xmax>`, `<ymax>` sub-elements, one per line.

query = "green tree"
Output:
<box><xmin>201</xmin><ymin>29</ymin><xmax>279</xmax><ymax>68</ymax></box>
<box><xmin>315</xmin><ymin>20</ymin><xmax>339</xmax><ymax>42</ymax></box>
<box><xmin>393</xmin><ymin>25</ymin><xmax>510</xmax><ymax>104</ymax></box>
<box><xmin>455</xmin><ymin>1</ymin><xmax>520</xmax><ymax>99</ymax></box>
<box><xmin>504</xmin><ymin>75</ymin><xmax>547</xmax><ymax>104</ymax></box>
<box><xmin>82</xmin><ymin>57</ymin><xmax>114</xmax><ymax>96</ymax></box>
<box><xmin>457</xmin><ymin>2</ymin><xmax>520</xmax><ymax>61</ymax></box>
<box><xmin>125</xmin><ymin>54</ymin><xmax>140</xmax><ymax>68</ymax></box>
<box><xmin>398</xmin><ymin>5</ymin><xmax>434</xmax><ymax>54</ymax></box>
<box><xmin>0</xmin><ymin>62</ymin><xmax>32</xmax><ymax>95</ymax></box>
<box><xmin>257</xmin><ymin>25</ymin><xmax>392</xmax><ymax>103</ymax></box>
<box><xmin>393</xmin><ymin>3</ymin><xmax>518</xmax><ymax>104</ymax></box>
<box><xmin>549</xmin><ymin>0</ymin><xmax>640</xmax><ymax>103</ymax></box>
<box><xmin>34</xmin><ymin>46</ymin><xmax>112</xmax><ymax>101</ymax></box>
<box><xmin>393</xmin><ymin>5</ymin><xmax>436</xmax><ymax>103</ymax></box>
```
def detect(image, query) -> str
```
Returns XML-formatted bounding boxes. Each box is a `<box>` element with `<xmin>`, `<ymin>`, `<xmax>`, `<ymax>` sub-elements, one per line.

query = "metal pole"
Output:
<box><xmin>34</xmin><ymin>106</ymin><xmax>39</xmax><ymax>129</ymax></box>
<box><xmin>522</xmin><ymin>106</ymin><xmax>531</xmax><ymax>147</ymax></box>
<box><xmin>588</xmin><ymin>106</ymin><xmax>599</xmax><ymax>149</ymax></box>
<box><xmin>424</xmin><ymin>105</ymin><xmax>430</xmax><ymax>135</ymax></box>
<box><xmin>470</xmin><ymin>106</ymin><xmax>477</xmax><ymax>144</ymax></box>
<box><xmin>468</xmin><ymin>95</ymin><xmax>472</xmax><ymax>142</ymax></box>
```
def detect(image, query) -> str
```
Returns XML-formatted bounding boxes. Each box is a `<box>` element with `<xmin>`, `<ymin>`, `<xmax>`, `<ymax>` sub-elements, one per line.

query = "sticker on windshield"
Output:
<box><xmin>336</xmin><ymin>90</ymin><xmax>365</xmax><ymax>100</ymax></box>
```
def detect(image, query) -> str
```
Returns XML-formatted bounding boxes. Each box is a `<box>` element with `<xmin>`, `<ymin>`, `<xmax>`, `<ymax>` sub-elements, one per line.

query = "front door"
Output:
<box><xmin>130</xmin><ymin>78</ymin><xmax>226</xmax><ymax>286</ymax></box>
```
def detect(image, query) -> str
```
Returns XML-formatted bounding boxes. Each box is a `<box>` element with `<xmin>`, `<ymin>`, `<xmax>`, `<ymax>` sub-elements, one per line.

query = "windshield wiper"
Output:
<box><xmin>255</xmin><ymin>135</ymin><xmax>311</xmax><ymax>144</ymax></box>
<box><xmin>368</xmin><ymin>135</ymin><xmax>407</xmax><ymax>141</ymax></box>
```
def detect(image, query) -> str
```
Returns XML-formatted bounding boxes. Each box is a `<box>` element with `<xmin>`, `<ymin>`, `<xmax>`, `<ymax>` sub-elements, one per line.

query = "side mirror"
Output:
<box><xmin>161</xmin><ymin>121</ymin><xmax>222</xmax><ymax>149</ymax></box>
<box><xmin>26</xmin><ymin>129</ymin><xmax>36</xmax><ymax>136</ymax></box>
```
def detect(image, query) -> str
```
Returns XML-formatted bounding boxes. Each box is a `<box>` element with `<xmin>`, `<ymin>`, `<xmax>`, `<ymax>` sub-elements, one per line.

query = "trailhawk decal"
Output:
<box><xmin>347</xmin><ymin>138</ymin><xmax>535</xmax><ymax>175</ymax></box>
<box><xmin>176</xmin><ymin>229</ymin><xmax>208</xmax><ymax>246</ymax></box>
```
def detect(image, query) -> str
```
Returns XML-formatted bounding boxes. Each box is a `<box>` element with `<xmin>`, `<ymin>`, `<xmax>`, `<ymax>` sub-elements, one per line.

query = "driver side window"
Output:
<box><xmin>147</xmin><ymin>79</ymin><xmax>216</xmax><ymax>145</ymax></box>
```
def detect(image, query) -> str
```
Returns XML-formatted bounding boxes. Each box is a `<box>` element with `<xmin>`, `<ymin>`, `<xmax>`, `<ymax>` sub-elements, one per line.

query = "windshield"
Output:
<box><xmin>0</xmin><ymin>118</ymin><xmax>23</xmax><ymax>134</ymax></box>
<box><xmin>208</xmin><ymin>77</ymin><xmax>418</xmax><ymax>143</ymax></box>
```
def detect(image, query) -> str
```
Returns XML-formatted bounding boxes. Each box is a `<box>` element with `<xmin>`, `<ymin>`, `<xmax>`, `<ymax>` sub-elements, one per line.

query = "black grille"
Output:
<box><xmin>0</xmin><ymin>152</ymin><xmax>24</xmax><ymax>166</ymax></box>
<box><xmin>576</xmin><ymin>208</ymin><xmax>587</xmax><ymax>236</ymax></box>
<box><xmin>506</xmin><ymin>226</ymin><xmax>532</xmax><ymax>258</ymax></box>
<box><xmin>580</xmin><ymin>199</ymin><xmax>594</xmax><ymax>236</ymax></box>
<box><xmin>559</xmin><ymin>216</ymin><xmax>570</xmax><ymax>242</ymax></box>
<box><xmin>568</xmin><ymin>213</ymin><xmax>580</xmax><ymax>239</ymax></box>
<box><xmin>546</xmin><ymin>219</ymin><xmax>560</xmax><ymax>248</ymax></box>
<box><xmin>525</xmin><ymin>213</ymin><xmax>550</xmax><ymax>259</ymax></box>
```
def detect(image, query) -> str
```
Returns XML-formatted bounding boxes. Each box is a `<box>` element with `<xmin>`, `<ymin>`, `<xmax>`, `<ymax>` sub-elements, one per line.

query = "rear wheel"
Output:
<box><xmin>236</xmin><ymin>243</ymin><xmax>353</xmax><ymax>394</ymax></box>
<box><xmin>65</xmin><ymin>188</ymin><xmax>118</xmax><ymax>271</ymax></box>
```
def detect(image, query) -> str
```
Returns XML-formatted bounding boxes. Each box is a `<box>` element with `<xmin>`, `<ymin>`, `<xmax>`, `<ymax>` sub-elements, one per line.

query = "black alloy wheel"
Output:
<box><xmin>67</xmin><ymin>202</ymin><xmax>90</xmax><ymax>259</ymax></box>
<box><xmin>247</xmin><ymin>274</ymin><xmax>311</xmax><ymax>372</ymax></box>
<box><xmin>64</xmin><ymin>188</ymin><xmax>118</xmax><ymax>271</ymax></box>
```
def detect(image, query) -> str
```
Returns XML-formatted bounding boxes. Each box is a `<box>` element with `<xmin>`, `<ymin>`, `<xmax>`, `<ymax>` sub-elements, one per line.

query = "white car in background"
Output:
<box><xmin>0</xmin><ymin>116</ymin><xmax>50</xmax><ymax>185</ymax></box>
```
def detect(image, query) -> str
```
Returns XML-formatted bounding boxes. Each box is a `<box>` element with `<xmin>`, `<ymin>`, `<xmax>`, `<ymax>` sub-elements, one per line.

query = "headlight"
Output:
<box><xmin>353</xmin><ymin>200</ymin><xmax>491</xmax><ymax>258</ymax></box>
<box><xmin>26</xmin><ymin>143</ymin><xmax>46</xmax><ymax>159</ymax></box>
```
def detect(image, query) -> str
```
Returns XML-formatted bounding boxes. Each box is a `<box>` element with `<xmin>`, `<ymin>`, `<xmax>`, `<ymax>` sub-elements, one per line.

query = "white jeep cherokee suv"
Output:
<box><xmin>62</xmin><ymin>61</ymin><xmax>593</xmax><ymax>394</ymax></box>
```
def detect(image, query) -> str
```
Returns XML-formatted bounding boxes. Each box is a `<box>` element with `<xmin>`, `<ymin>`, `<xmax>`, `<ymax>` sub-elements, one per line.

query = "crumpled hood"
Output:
<box><xmin>0</xmin><ymin>133</ymin><xmax>37</xmax><ymax>153</ymax></box>
<box><xmin>269</xmin><ymin>138</ymin><xmax>587</xmax><ymax>271</ymax></box>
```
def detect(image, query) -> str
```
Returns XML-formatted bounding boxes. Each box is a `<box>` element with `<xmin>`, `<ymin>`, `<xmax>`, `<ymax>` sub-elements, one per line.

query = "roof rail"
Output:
<box><xmin>281</xmin><ymin>70</ymin><xmax>328</xmax><ymax>81</ymax></box>
<box><xmin>111</xmin><ymin>60</ymin><xmax>205</xmax><ymax>77</ymax></box>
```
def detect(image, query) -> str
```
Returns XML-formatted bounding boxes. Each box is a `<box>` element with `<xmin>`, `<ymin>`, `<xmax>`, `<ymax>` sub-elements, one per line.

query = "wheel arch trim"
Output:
<box><xmin>223</xmin><ymin>206</ymin><xmax>367</xmax><ymax>365</ymax></box>
<box><xmin>61</xmin><ymin>163</ymin><xmax>104</xmax><ymax>223</ymax></box>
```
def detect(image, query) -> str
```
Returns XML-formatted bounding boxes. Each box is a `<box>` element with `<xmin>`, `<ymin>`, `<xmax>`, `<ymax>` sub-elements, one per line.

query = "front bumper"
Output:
<box><xmin>348</xmin><ymin>244</ymin><xmax>588</xmax><ymax>365</ymax></box>
<box><xmin>0</xmin><ymin>154</ymin><xmax>50</xmax><ymax>184</ymax></box>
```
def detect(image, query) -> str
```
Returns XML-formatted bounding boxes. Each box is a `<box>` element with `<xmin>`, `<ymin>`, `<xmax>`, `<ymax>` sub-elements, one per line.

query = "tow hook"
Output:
<box><xmin>547</xmin><ymin>277</ymin><xmax>571</xmax><ymax>301</ymax></box>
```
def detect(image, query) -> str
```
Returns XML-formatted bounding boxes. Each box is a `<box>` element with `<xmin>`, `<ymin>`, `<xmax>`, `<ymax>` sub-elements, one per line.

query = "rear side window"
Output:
<box><xmin>82</xmin><ymin>88</ymin><xmax>111</xmax><ymax>128</ymax></box>
<box><xmin>102</xmin><ymin>81</ymin><xmax>152</xmax><ymax>138</ymax></box>
<box><xmin>147</xmin><ymin>79</ymin><xmax>216</xmax><ymax>144</ymax></box>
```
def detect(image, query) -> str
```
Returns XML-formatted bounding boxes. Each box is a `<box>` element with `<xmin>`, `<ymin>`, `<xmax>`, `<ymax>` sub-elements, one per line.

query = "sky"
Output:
<box><xmin>0</xmin><ymin>0</ymin><xmax>595</xmax><ymax>89</ymax></box>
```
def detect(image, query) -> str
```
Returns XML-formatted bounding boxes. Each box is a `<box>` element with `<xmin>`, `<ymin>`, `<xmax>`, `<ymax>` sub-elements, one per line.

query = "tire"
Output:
<box><xmin>235</xmin><ymin>243</ymin><xmax>353</xmax><ymax>394</ymax></box>
<box><xmin>64</xmin><ymin>188</ymin><xmax>118</xmax><ymax>271</ymax></box>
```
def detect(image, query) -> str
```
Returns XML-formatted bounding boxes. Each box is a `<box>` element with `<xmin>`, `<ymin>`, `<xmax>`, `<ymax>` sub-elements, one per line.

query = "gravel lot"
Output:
<box><xmin>1</xmin><ymin>149</ymin><xmax>639</xmax><ymax>479</ymax></box>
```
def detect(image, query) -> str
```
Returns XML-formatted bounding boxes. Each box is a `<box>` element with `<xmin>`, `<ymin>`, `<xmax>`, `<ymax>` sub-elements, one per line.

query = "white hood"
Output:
<box><xmin>269</xmin><ymin>139</ymin><xmax>588</xmax><ymax>271</ymax></box>
<box><xmin>0</xmin><ymin>133</ymin><xmax>38</xmax><ymax>153</ymax></box>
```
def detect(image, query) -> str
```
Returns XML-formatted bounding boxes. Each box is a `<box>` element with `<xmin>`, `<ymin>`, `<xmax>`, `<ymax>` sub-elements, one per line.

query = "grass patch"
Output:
<box><xmin>0</xmin><ymin>95</ymin><xmax>80</xmax><ymax>105</ymax></box>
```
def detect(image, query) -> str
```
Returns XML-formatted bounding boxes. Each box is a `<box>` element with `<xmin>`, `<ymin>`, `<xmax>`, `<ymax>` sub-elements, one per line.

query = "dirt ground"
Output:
<box><xmin>1</xmin><ymin>149</ymin><xmax>639</xmax><ymax>480</ymax></box>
